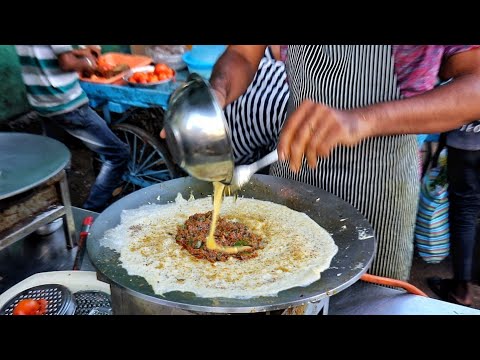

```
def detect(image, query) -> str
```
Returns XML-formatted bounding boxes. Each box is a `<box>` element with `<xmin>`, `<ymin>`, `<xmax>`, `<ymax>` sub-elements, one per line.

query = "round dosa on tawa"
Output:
<box><xmin>100</xmin><ymin>194</ymin><xmax>338</xmax><ymax>299</ymax></box>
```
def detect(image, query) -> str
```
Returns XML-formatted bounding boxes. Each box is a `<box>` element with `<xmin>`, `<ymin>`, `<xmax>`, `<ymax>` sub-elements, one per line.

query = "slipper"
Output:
<box><xmin>427</xmin><ymin>277</ymin><xmax>472</xmax><ymax>307</ymax></box>
<box><xmin>427</xmin><ymin>276</ymin><xmax>452</xmax><ymax>299</ymax></box>
<box><xmin>447</xmin><ymin>291</ymin><xmax>472</xmax><ymax>307</ymax></box>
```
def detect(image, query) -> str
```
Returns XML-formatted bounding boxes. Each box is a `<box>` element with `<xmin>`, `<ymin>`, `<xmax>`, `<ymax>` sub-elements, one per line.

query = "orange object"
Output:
<box><xmin>360</xmin><ymin>273</ymin><xmax>428</xmax><ymax>297</ymax></box>
<box><xmin>80</xmin><ymin>52</ymin><xmax>152</xmax><ymax>84</ymax></box>
<box><xmin>154</xmin><ymin>63</ymin><xmax>169</xmax><ymax>74</ymax></box>
<box><xmin>13</xmin><ymin>298</ymin><xmax>48</xmax><ymax>315</ymax></box>
<box><xmin>126</xmin><ymin>64</ymin><xmax>175</xmax><ymax>85</ymax></box>
<box><xmin>97</xmin><ymin>56</ymin><xmax>116</xmax><ymax>72</ymax></box>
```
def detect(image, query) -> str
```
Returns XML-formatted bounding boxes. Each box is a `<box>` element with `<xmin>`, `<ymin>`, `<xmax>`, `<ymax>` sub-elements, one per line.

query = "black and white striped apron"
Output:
<box><xmin>270</xmin><ymin>45</ymin><xmax>420</xmax><ymax>281</ymax></box>
<box><xmin>224</xmin><ymin>47</ymin><xmax>289</xmax><ymax>165</ymax></box>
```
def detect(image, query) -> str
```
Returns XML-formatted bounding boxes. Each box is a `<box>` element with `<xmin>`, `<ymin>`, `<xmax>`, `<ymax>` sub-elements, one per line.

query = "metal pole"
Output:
<box><xmin>58</xmin><ymin>170</ymin><xmax>76</xmax><ymax>248</ymax></box>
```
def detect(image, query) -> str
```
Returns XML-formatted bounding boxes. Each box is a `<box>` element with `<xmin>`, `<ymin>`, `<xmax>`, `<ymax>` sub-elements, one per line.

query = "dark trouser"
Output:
<box><xmin>43</xmin><ymin>104</ymin><xmax>130</xmax><ymax>211</ymax></box>
<box><xmin>447</xmin><ymin>146</ymin><xmax>480</xmax><ymax>282</ymax></box>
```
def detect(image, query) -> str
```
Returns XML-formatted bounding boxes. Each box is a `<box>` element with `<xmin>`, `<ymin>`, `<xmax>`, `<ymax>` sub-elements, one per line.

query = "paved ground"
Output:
<box><xmin>410</xmin><ymin>254</ymin><xmax>480</xmax><ymax>308</ymax></box>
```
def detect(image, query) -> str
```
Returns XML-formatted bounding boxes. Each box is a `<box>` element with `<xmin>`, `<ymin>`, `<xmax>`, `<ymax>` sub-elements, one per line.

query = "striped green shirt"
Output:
<box><xmin>15</xmin><ymin>45</ymin><xmax>88</xmax><ymax>117</ymax></box>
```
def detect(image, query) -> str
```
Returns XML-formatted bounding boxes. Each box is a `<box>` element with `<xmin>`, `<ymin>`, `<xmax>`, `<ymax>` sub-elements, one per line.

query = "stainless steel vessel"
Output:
<box><xmin>163</xmin><ymin>73</ymin><xmax>234</xmax><ymax>184</ymax></box>
<box><xmin>87</xmin><ymin>175</ymin><xmax>376</xmax><ymax>314</ymax></box>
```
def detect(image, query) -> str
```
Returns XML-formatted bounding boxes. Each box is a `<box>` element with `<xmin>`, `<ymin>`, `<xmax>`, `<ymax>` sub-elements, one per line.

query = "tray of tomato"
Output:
<box><xmin>124</xmin><ymin>63</ymin><xmax>176</xmax><ymax>88</ymax></box>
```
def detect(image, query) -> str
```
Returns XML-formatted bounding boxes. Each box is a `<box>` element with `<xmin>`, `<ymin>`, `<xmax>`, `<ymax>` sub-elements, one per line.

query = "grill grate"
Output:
<box><xmin>0</xmin><ymin>284</ymin><xmax>76</xmax><ymax>315</ymax></box>
<box><xmin>73</xmin><ymin>291</ymin><xmax>112</xmax><ymax>315</ymax></box>
<box><xmin>88</xmin><ymin>307</ymin><xmax>113</xmax><ymax>315</ymax></box>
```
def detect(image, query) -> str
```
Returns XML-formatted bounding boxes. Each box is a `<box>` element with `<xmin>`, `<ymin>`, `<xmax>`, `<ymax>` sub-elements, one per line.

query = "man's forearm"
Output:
<box><xmin>210</xmin><ymin>46</ymin><xmax>265</xmax><ymax>107</ymax></box>
<box><xmin>360</xmin><ymin>75</ymin><xmax>480</xmax><ymax>137</ymax></box>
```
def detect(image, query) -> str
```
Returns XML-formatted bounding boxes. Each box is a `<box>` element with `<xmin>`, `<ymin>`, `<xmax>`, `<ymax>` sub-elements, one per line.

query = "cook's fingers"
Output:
<box><xmin>288</xmin><ymin>109</ymin><xmax>320</xmax><ymax>172</ymax></box>
<box><xmin>278</xmin><ymin>100</ymin><xmax>316</xmax><ymax>161</ymax></box>
<box><xmin>306</xmin><ymin>138</ymin><xmax>319</xmax><ymax>169</ymax></box>
<box><xmin>316</xmin><ymin>125</ymin><xmax>342</xmax><ymax>158</ymax></box>
<box><xmin>160</xmin><ymin>128</ymin><xmax>166</xmax><ymax>139</ymax></box>
<box><xmin>305</xmin><ymin>110</ymin><xmax>336</xmax><ymax>168</ymax></box>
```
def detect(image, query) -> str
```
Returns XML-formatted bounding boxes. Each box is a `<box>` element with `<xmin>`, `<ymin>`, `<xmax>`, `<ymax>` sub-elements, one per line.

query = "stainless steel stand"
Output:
<box><xmin>0</xmin><ymin>170</ymin><xmax>76</xmax><ymax>251</ymax></box>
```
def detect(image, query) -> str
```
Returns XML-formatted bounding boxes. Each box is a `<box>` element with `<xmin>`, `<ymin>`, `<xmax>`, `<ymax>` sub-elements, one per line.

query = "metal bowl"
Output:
<box><xmin>123</xmin><ymin>66</ymin><xmax>175</xmax><ymax>90</ymax></box>
<box><xmin>35</xmin><ymin>218</ymin><xmax>64</xmax><ymax>236</ymax></box>
<box><xmin>163</xmin><ymin>73</ymin><xmax>234</xmax><ymax>183</ymax></box>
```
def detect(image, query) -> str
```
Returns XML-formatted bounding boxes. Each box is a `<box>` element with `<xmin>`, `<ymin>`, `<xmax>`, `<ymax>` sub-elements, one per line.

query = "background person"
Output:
<box><xmin>15</xmin><ymin>45</ymin><xmax>130</xmax><ymax>212</ymax></box>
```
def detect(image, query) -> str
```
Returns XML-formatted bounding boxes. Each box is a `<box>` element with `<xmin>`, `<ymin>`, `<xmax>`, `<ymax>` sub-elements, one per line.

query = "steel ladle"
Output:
<box><xmin>228</xmin><ymin>150</ymin><xmax>279</xmax><ymax>188</ymax></box>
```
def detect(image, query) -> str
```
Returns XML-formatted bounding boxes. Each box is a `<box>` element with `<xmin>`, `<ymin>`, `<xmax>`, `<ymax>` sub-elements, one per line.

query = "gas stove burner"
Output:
<box><xmin>73</xmin><ymin>291</ymin><xmax>112</xmax><ymax>315</ymax></box>
<box><xmin>88</xmin><ymin>307</ymin><xmax>113</xmax><ymax>315</ymax></box>
<box><xmin>0</xmin><ymin>284</ymin><xmax>76</xmax><ymax>315</ymax></box>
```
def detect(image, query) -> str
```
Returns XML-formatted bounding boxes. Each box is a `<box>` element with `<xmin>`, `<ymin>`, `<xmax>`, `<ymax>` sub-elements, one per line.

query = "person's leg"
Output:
<box><xmin>49</xmin><ymin>105</ymin><xmax>130</xmax><ymax>211</ymax></box>
<box><xmin>447</xmin><ymin>146</ymin><xmax>480</xmax><ymax>305</ymax></box>
<box><xmin>40</xmin><ymin>116</ymin><xmax>72</xmax><ymax>171</ymax></box>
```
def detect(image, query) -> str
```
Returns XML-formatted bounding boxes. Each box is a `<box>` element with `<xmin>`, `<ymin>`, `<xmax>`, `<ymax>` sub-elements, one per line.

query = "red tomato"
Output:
<box><xmin>165</xmin><ymin>68</ymin><xmax>174</xmax><ymax>78</ymax></box>
<box><xmin>37</xmin><ymin>299</ymin><xmax>48</xmax><ymax>315</ymax></box>
<box><xmin>146</xmin><ymin>72</ymin><xmax>155</xmax><ymax>82</ymax></box>
<box><xmin>13</xmin><ymin>298</ymin><xmax>48</xmax><ymax>315</ymax></box>
<box><xmin>136</xmin><ymin>72</ymin><xmax>148</xmax><ymax>82</ymax></box>
<box><xmin>154</xmin><ymin>63</ymin><xmax>169</xmax><ymax>75</ymax></box>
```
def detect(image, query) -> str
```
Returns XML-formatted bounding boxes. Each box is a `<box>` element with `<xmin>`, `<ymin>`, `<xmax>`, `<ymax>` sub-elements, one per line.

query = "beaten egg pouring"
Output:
<box><xmin>205</xmin><ymin>182</ymin><xmax>252</xmax><ymax>254</ymax></box>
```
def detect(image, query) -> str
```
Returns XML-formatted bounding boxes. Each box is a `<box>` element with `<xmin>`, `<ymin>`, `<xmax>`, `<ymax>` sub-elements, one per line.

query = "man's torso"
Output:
<box><xmin>15</xmin><ymin>45</ymin><xmax>88</xmax><ymax>117</ymax></box>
